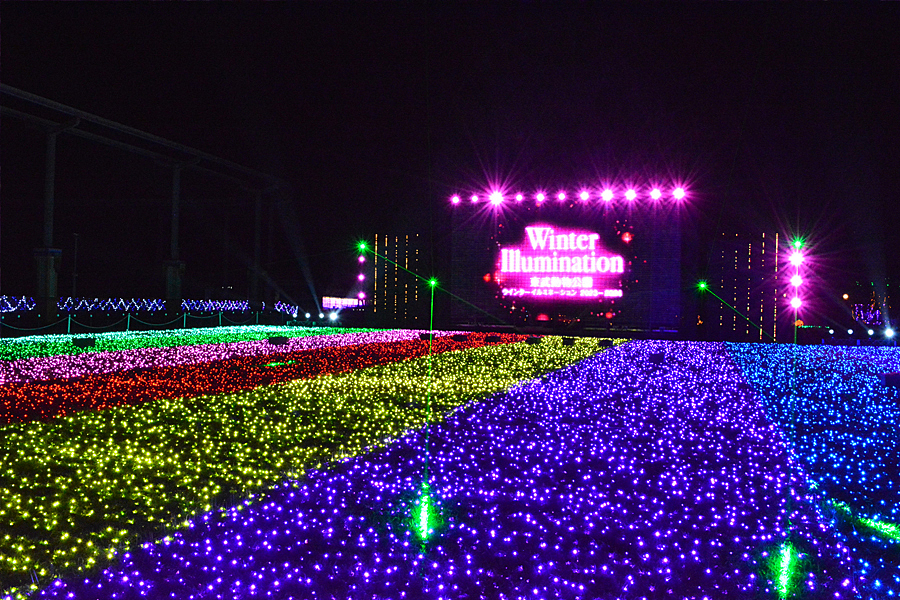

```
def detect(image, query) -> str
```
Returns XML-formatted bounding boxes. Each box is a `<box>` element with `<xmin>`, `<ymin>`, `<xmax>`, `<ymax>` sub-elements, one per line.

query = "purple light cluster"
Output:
<box><xmin>38</xmin><ymin>341</ymin><xmax>854</xmax><ymax>599</ymax></box>
<box><xmin>0</xmin><ymin>330</ymin><xmax>449</xmax><ymax>385</ymax></box>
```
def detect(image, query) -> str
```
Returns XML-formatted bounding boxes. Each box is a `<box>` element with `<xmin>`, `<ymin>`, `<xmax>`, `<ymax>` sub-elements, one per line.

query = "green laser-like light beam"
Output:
<box><xmin>264</xmin><ymin>360</ymin><xmax>297</xmax><ymax>367</ymax></box>
<box><xmin>859</xmin><ymin>517</ymin><xmax>900</xmax><ymax>541</ymax></box>
<box><xmin>775</xmin><ymin>542</ymin><xmax>796</xmax><ymax>599</ymax></box>
<box><xmin>362</xmin><ymin>246</ymin><xmax>512</xmax><ymax>327</ymax></box>
<box><xmin>827</xmin><ymin>499</ymin><xmax>900</xmax><ymax>542</ymax></box>
<box><xmin>699</xmin><ymin>282</ymin><xmax>776</xmax><ymax>342</ymax></box>
<box><xmin>414</xmin><ymin>482</ymin><xmax>436</xmax><ymax>541</ymax></box>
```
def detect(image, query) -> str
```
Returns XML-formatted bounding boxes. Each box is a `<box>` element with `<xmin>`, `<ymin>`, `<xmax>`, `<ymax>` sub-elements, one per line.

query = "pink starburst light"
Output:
<box><xmin>358</xmin><ymin>273</ymin><xmax>366</xmax><ymax>281</ymax></box>
<box><xmin>515</xmin><ymin>193</ymin><xmax>524</xmax><ymax>202</ymax></box>
<box><xmin>358</xmin><ymin>255</ymin><xmax>366</xmax><ymax>263</ymax></box>
<box><xmin>790</xmin><ymin>274</ymin><xmax>802</xmax><ymax>287</ymax></box>
<box><xmin>579</xmin><ymin>191</ymin><xmax>590</xmax><ymax>201</ymax></box>
<box><xmin>450</xmin><ymin>195</ymin><xmax>461</xmax><ymax>204</ymax></box>
<box><xmin>650</xmin><ymin>188</ymin><xmax>662</xmax><ymax>200</ymax></box>
<box><xmin>557</xmin><ymin>192</ymin><xmax>566</xmax><ymax>201</ymax></box>
<box><xmin>535</xmin><ymin>193</ymin><xmax>545</xmax><ymax>202</ymax></box>
<box><xmin>673</xmin><ymin>187</ymin><xmax>685</xmax><ymax>200</ymax></box>
<box><xmin>789</xmin><ymin>251</ymin><xmax>804</xmax><ymax>267</ymax></box>
<box><xmin>470</xmin><ymin>194</ymin><xmax>479</xmax><ymax>203</ymax></box>
<box><xmin>601</xmin><ymin>189</ymin><xmax>614</xmax><ymax>202</ymax></box>
<box><xmin>625</xmin><ymin>189</ymin><xmax>637</xmax><ymax>201</ymax></box>
<box><xmin>790</xmin><ymin>297</ymin><xmax>802</xmax><ymax>309</ymax></box>
<box><xmin>489</xmin><ymin>191</ymin><xmax>503</xmax><ymax>205</ymax></box>
<box><xmin>358</xmin><ymin>292</ymin><xmax>366</xmax><ymax>299</ymax></box>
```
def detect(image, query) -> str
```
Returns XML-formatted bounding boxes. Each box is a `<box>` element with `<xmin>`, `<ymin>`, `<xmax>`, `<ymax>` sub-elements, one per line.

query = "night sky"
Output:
<box><xmin>2</xmin><ymin>3</ymin><xmax>899</xmax><ymax>315</ymax></box>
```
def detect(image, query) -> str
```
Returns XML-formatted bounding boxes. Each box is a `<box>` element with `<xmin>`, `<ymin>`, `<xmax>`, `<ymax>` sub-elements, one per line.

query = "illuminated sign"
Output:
<box><xmin>496</xmin><ymin>224</ymin><xmax>626</xmax><ymax>301</ymax></box>
<box><xmin>322</xmin><ymin>296</ymin><xmax>364</xmax><ymax>309</ymax></box>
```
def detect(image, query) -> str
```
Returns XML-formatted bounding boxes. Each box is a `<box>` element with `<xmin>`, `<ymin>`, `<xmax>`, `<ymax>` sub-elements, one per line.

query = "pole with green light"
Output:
<box><xmin>358</xmin><ymin>239</ymin><xmax>439</xmax><ymax>540</ymax></box>
<box><xmin>417</xmin><ymin>277</ymin><xmax>438</xmax><ymax>541</ymax></box>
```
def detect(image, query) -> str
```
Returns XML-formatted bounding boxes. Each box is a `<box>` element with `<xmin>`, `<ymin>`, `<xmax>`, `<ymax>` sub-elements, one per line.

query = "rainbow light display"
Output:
<box><xmin>1</xmin><ymin>337</ymin><xmax>896</xmax><ymax>599</ymax></box>
<box><xmin>0</xmin><ymin>326</ymin><xmax>373</xmax><ymax>362</ymax></box>
<box><xmin>0</xmin><ymin>329</ymin><xmax>451</xmax><ymax>385</ymax></box>
<box><xmin>0</xmin><ymin>334</ymin><xmax>601</xmax><ymax>597</ymax></box>
<box><xmin>0</xmin><ymin>332</ymin><xmax>514</xmax><ymax>423</ymax></box>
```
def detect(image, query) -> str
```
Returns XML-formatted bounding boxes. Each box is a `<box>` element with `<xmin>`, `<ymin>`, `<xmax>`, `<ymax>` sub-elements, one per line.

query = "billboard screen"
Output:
<box><xmin>450</xmin><ymin>188</ymin><xmax>682</xmax><ymax>331</ymax></box>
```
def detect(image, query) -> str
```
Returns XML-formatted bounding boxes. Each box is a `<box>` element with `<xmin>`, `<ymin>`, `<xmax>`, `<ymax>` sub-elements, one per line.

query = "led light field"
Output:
<box><xmin>25</xmin><ymin>341</ymin><xmax>858</xmax><ymax>600</ymax></box>
<box><xmin>3</xmin><ymin>338</ymin><xmax>896</xmax><ymax>600</ymax></box>
<box><xmin>0</xmin><ymin>336</ymin><xmax>601</xmax><ymax>597</ymax></box>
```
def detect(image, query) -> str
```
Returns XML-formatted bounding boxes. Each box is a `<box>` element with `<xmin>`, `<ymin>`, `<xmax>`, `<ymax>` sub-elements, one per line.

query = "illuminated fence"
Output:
<box><xmin>273</xmin><ymin>300</ymin><xmax>302</xmax><ymax>318</ymax></box>
<box><xmin>58</xmin><ymin>297</ymin><xmax>167</xmax><ymax>312</ymax></box>
<box><xmin>180</xmin><ymin>299</ymin><xmax>251</xmax><ymax>312</ymax></box>
<box><xmin>1</xmin><ymin>296</ymin><xmax>256</xmax><ymax>314</ymax></box>
<box><xmin>0</xmin><ymin>296</ymin><xmax>36</xmax><ymax>313</ymax></box>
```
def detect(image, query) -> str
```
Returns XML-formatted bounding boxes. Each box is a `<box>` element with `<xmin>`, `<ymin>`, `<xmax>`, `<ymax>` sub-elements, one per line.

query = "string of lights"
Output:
<box><xmin>450</xmin><ymin>185</ymin><xmax>687</xmax><ymax>206</ymax></box>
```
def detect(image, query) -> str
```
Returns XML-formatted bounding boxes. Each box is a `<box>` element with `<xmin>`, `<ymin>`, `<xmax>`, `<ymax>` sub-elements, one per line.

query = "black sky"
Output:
<box><xmin>2</xmin><ymin>3</ymin><xmax>899</xmax><ymax>310</ymax></box>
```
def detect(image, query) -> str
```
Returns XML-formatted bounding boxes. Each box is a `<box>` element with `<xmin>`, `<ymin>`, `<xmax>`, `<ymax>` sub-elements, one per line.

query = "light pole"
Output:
<box><xmin>788</xmin><ymin>239</ymin><xmax>805</xmax><ymax>344</ymax></box>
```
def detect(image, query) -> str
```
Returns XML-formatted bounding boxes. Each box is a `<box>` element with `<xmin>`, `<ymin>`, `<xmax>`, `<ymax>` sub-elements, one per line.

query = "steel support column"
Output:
<box><xmin>165</xmin><ymin>165</ymin><xmax>185</xmax><ymax>302</ymax></box>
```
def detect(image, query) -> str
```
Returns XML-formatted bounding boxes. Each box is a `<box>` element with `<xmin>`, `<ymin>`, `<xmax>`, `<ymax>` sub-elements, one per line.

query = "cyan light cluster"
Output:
<box><xmin>728</xmin><ymin>343</ymin><xmax>900</xmax><ymax>600</ymax></box>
